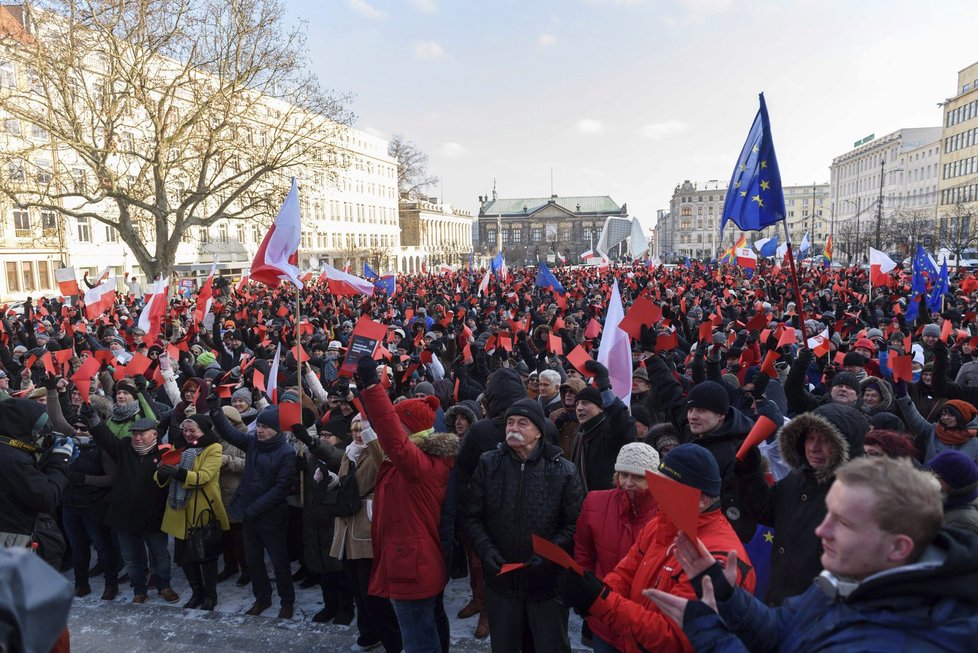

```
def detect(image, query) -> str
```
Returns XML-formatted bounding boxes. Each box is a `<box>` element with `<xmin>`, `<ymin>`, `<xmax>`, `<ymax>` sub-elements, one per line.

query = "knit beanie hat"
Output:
<box><xmin>575</xmin><ymin>386</ymin><xmax>602</xmax><ymax>408</ymax></box>
<box><xmin>256</xmin><ymin>406</ymin><xmax>279</xmax><ymax>430</ymax></box>
<box><xmin>115</xmin><ymin>380</ymin><xmax>138</xmax><ymax>398</ymax></box>
<box><xmin>632</xmin><ymin>405</ymin><xmax>652</xmax><ymax>427</ymax></box>
<box><xmin>922</xmin><ymin>323</ymin><xmax>942</xmax><ymax>338</ymax></box>
<box><xmin>615</xmin><ymin>442</ymin><xmax>661</xmax><ymax>477</ymax></box>
<box><xmin>659</xmin><ymin>443</ymin><xmax>721</xmax><ymax>497</ymax></box>
<box><xmin>184</xmin><ymin>413</ymin><xmax>214</xmax><ymax>436</ymax></box>
<box><xmin>414</xmin><ymin>381</ymin><xmax>435</xmax><ymax>397</ymax></box>
<box><xmin>686</xmin><ymin>381</ymin><xmax>729</xmax><ymax>416</ymax></box>
<box><xmin>505</xmin><ymin>398</ymin><xmax>546</xmax><ymax>436</ymax></box>
<box><xmin>197</xmin><ymin>351</ymin><xmax>217</xmax><ymax>366</ymax></box>
<box><xmin>222</xmin><ymin>405</ymin><xmax>244</xmax><ymax>427</ymax></box>
<box><xmin>231</xmin><ymin>388</ymin><xmax>253</xmax><ymax>406</ymax></box>
<box><xmin>842</xmin><ymin>352</ymin><xmax>867</xmax><ymax>368</ymax></box>
<box><xmin>395</xmin><ymin>395</ymin><xmax>439</xmax><ymax>438</ymax></box>
<box><xmin>831</xmin><ymin>372</ymin><xmax>861</xmax><ymax>393</ymax></box>
<box><xmin>927</xmin><ymin>450</ymin><xmax>978</xmax><ymax>507</ymax></box>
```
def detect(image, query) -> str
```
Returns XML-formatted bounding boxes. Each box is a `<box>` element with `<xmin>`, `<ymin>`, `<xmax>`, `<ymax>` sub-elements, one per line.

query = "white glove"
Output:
<box><xmin>51</xmin><ymin>436</ymin><xmax>76</xmax><ymax>460</ymax></box>
<box><xmin>360</xmin><ymin>426</ymin><xmax>378</xmax><ymax>445</ymax></box>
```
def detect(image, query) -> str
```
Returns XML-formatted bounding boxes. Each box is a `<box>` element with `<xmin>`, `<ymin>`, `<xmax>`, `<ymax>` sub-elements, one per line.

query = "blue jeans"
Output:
<box><xmin>391</xmin><ymin>596</ymin><xmax>441</xmax><ymax>653</ymax></box>
<box><xmin>62</xmin><ymin>505</ymin><xmax>118</xmax><ymax>587</ymax></box>
<box><xmin>117</xmin><ymin>530</ymin><xmax>172</xmax><ymax>596</ymax></box>
<box><xmin>592</xmin><ymin>634</ymin><xmax>622</xmax><ymax>653</ymax></box>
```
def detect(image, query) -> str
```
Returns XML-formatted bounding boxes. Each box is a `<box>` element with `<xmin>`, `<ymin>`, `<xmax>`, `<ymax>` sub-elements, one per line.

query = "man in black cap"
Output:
<box><xmin>83</xmin><ymin>410</ymin><xmax>179</xmax><ymax>604</ymax></box>
<box><xmin>464</xmin><ymin>398</ymin><xmax>583</xmax><ymax>652</ymax></box>
<box><xmin>784</xmin><ymin>347</ymin><xmax>862</xmax><ymax>415</ymax></box>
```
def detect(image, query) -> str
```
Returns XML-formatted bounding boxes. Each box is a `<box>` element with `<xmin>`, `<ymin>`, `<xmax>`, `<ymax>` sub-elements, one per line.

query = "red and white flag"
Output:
<box><xmin>318</xmin><ymin>263</ymin><xmax>375</xmax><ymax>296</ymax></box>
<box><xmin>477</xmin><ymin>268</ymin><xmax>491</xmax><ymax>296</ymax></box>
<box><xmin>421</xmin><ymin>257</ymin><xmax>429</xmax><ymax>275</ymax></box>
<box><xmin>83</xmin><ymin>277</ymin><xmax>117</xmax><ymax>319</ymax></box>
<box><xmin>343</xmin><ymin>259</ymin><xmax>351</xmax><ymax>274</ymax></box>
<box><xmin>94</xmin><ymin>266</ymin><xmax>112</xmax><ymax>286</ymax></box>
<box><xmin>736</xmin><ymin>247</ymin><xmax>758</xmax><ymax>269</ymax></box>
<box><xmin>598</xmin><ymin>254</ymin><xmax>610</xmax><ymax>273</ymax></box>
<box><xmin>55</xmin><ymin>267</ymin><xmax>80</xmax><ymax>296</ymax></box>
<box><xmin>869</xmin><ymin>248</ymin><xmax>896</xmax><ymax>287</ymax></box>
<box><xmin>580</xmin><ymin>249</ymin><xmax>595</xmax><ymax>260</ymax></box>
<box><xmin>597</xmin><ymin>280</ymin><xmax>632</xmax><ymax>407</ymax></box>
<box><xmin>266</xmin><ymin>342</ymin><xmax>281</xmax><ymax>404</ymax></box>
<box><xmin>138</xmin><ymin>277</ymin><xmax>168</xmax><ymax>337</ymax></box>
<box><xmin>194</xmin><ymin>264</ymin><xmax>217</xmax><ymax>325</ymax></box>
<box><xmin>235</xmin><ymin>271</ymin><xmax>250</xmax><ymax>294</ymax></box>
<box><xmin>438</xmin><ymin>263</ymin><xmax>454</xmax><ymax>274</ymax></box>
<box><xmin>250</xmin><ymin>178</ymin><xmax>303</xmax><ymax>289</ymax></box>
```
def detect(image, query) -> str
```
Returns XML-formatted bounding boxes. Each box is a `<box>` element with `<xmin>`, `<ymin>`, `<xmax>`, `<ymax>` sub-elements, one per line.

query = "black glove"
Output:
<box><xmin>206</xmin><ymin>391</ymin><xmax>222</xmax><ymax>415</ymax></box>
<box><xmin>291</xmin><ymin>422</ymin><xmax>315</xmax><ymax>448</ymax></box>
<box><xmin>157</xmin><ymin>464</ymin><xmax>179</xmax><ymax>480</ymax></box>
<box><xmin>894</xmin><ymin>379</ymin><xmax>908</xmax><ymax>398</ymax></box>
<box><xmin>43</xmin><ymin>372</ymin><xmax>59</xmax><ymax>390</ymax></box>
<box><xmin>67</xmin><ymin>471</ymin><xmax>86</xmax><ymax>485</ymax></box>
<box><xmin>482</xmin><ymin>550</ymin><xmax>506</xmax><ymax>577</ymax></box>
<box><xmin>79</xmin><ymin>403</ymin><xmax>100</xmax><ymax>428</ymax></box>
<box><xmin>356</xmin><ymin>355</ymin><xmax>380</xmax><ymax>387</ymax></box>
<box><xmin>133</xmin><ymin>374</ymin><xmax>148</xmax><ymax>393</ymax></box>
<box><xmin>750</xmin><ymin>372</ymin><xmax>771</xmax><ymax>401</ymax></box>
<box><xmin>690</xmin><ymin>561</ymin><xmax>736</xmax><ymax>603</ymax></box>
<box><xmin>559</xmin><ymin>569</ymin><xmax>608</xmax><ymax>616</ymax></box>
<box><xmin>640</xmin><ymin>324</ymin><xmax>658</xmax><ymax>352</ymax></box>
<box><xmin>584</xmin><ymin>360</ymin><xmax>611</xmax><ymax>392</ymax></box>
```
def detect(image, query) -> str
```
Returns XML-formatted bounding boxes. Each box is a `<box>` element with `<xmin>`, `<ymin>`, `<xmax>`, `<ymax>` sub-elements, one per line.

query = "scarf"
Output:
<box><xmin>346</xmin><ymin>441</ymin><xmax>366</xmax><ymax>462</ymax></box>
<box><xmin>112</xmin><ymin>401</ymin><xmax>140</xmax><ymax>423</ymax></box>
<box><xmin>167</xmin><ymin>446</ymin><xmax>203</xmax><ymax>510</ymax></box>
<box><xmin>935</xmin><ymin>423</ymin><xmax>978</xmax><ymax>446</ymax></box>
<box><xmin>133</xmin><ymin>439</ymin><xmax>156</xmax><ymax>456</ymax></box>
<box><xmin>239</xmin><ymin>407</ymin><xmax>258</xmax><ymax>421</ymax></box>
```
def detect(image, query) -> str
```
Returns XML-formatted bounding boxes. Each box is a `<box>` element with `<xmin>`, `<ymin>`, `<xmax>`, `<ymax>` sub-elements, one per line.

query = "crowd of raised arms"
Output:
<box><xmin>2</xmin><ymin>257</ymin><xmax>978</xmax><ymax>653</ymax></box>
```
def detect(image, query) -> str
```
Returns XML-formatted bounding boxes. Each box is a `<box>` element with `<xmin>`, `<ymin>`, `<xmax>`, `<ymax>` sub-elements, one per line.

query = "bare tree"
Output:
<box><xmin>834</xmin><ymin>217</ymin><xmax>869</xmax><ymax>265</ymax></box>
<box><xmin>0</xmin><ymin>0</ymin><xmax>353</xmax><ymax>279</ymax></box>
<box><xmin>887</xmin><ymin>208</ymin><xmax>935</xmax><ymax>257</ymax></box>
<box><xmin>388</xmin><ymin>134</ymin><xmax>437</xmax><ymax>200</ymax></box>
<box><xmin>938</xmin><ymin>201</ymin><xmax>978</xmax><ymax>267</ymax></box>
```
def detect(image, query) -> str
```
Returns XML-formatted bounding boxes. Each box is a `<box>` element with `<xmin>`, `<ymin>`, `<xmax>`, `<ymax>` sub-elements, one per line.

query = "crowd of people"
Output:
<box><xmin>2</xmin><ymin>256</ymin><xmax>978</xmax><ymax>652</ymax></box>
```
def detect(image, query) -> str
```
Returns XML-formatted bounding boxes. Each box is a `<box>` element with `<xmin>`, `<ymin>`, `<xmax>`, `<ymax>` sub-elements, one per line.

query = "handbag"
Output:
<box><xmin>185</xmin><ymin>483</ymin><xmax>223</xmax><ymax>563</ymax></box>
<box><xmin>322</xmin><ymin>460</ymin><xmax>363</xmax><ymax>518</ymax></box>
<box><xmin>31</xmin><ymin>512</ymin><xmax>66</xmax><ymax>568</ymax></box>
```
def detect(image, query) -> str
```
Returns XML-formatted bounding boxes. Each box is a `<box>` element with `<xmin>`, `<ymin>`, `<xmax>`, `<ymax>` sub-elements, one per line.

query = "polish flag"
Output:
<box><xmin>596</xmin><ymin>280</ymin><xmax>632</xmax><ymax>407</ymax></box>
<box><xmin>83</xmin><ymin>277</ymin><xmax>117</xmax><ymax>319</ymax></box>
<box><xmin>438</xmin><ymin>263</ymin><xmax>454</xmax><ymax>274</ymax></box>
<box><xmin>478</xmin><ymin>268</ymin><xmax>491</xmax><ymax>296</ymax></box>
<box><xmin>94</xmin><ymin>266</ymin><xmax>112</xmax><ymax>285</ymax></box>
<box><xmin>869</xmin><ymin>248</ymin><xmax>896</xmax><ymax>287</ymax></box>
<box><xmin>235</xmin><ymin>271</ymin><xmax>250</xmax><ymax>294</ymax></box>
<box><xmin>343</xmin><ymin>260</ymin><xmax>351</xmax><ymax>274</ymax></box>
<box><xmin>807</xmin><ymin>327</ymin><xmax>831</xmax><ymax>357</ymax></box>
<box><xmin>266</xmin><ymin>342</ymin><xmax>281</xmax><ymax>404</ymax></box>
<box><xmin>598</xmin><ymin>255</ymin><xmax>610</xmax><ymax>273</ymax></box>
<box><xmin>556</xmin><ymin>251</ymin><xmax>566</xmax><ymax>263</ymax></box>
<box><xmin>319</xmin><ymin>263</ymin><xmax>375</xmax><ymax>296</ymax></box>
<box><xmin>138</xmin><ymin>277</ymin><xmax>168</xmax><ymax>338</ymax></box>
<box><xmin>580</xmin><ymin>249</ymin><xmax>595</xmax><ymax>260</ymax></box>
<box><xmin>250</xmin><ymin>178</ymin><xmax>303</xmax><ymax>289</ymax></box>
<box><xmin>193</xmin><ymin>264</ymin><xmax>217</xmax><ymax>325</ymax></box>
<box><xmin>421</xmin><ymin>258</ymin><xmax>428</xmax><ymax>275</ymax></box>
<box><xmin>736</xmin><ymin>247</ymin><xmax>758</xmax><ymax>269</ymax></box>
<box><xmin>55</xmin><ymin>267</ymin><xmax>80</xmax><ymax>296</ymax></box>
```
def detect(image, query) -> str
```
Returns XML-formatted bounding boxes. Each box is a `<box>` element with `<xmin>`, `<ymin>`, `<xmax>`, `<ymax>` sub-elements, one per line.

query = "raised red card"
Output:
<box><xmin>566</xmin><ymin>345</ymin><xmax>595</xmax><ymax>377</ymax></box>
<box><xmin>278</xmin><ymin>401</ymin><xmax>302</xmax><ymax>430</ymax></box>
<box><xmin>645</xmin><ymin>471</ymin><xmax>700</xmax><ymax>540</ymax></box>
<box><xmin>736</xmin><ymin>416</ymin><xmax>779</xmax><ymax>462</ymax></box>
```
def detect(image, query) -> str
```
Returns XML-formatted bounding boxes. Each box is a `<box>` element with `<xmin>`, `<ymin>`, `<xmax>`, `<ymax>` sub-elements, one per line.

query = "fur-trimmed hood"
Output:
<box><xmin>858</xmin><ymin>375</ymin><xmax>894</xmax><ymax>415</ymax></box>
<box><xmin>778</xmin><ymin>406</ymin><xmax>866</xmax><ymax>483</ymax></box>
<box><xmin>416</xmin><ymin>431</ymin><xmax>460</xmax><ymax>457</ymax></box>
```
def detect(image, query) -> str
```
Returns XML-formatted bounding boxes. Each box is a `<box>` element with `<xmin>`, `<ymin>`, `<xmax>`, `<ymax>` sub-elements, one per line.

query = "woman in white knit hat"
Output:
<box><xmin>573</xmin><ymin>442</ymin><xmax>660</xmax><ymax>653</ymax></box>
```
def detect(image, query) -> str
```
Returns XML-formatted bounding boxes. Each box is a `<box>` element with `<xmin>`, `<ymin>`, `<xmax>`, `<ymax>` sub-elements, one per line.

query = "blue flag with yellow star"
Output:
<box><xmin>720</xmin><ymin>93</ymin><xmax>786</xmax><ymax>238</ymax></box>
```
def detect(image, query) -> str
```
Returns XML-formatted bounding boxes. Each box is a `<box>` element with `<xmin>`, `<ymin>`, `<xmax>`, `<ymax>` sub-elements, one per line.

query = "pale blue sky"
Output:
<box><xmin>286</xmin><ymin>0</ymin><xmax>978</xmax><ymax>228</ymax></box>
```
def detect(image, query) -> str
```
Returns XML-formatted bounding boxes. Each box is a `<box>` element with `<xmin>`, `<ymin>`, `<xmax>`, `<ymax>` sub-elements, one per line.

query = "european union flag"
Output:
<box><xmin>490</xmin><ymin>252</ymin><xmax>506</xmax><ymax>279</ymax></box>
<box><xmin>928</xmin><ymin>259</ymin><xmax>949</xmax><ymax>313</ymax></box>
<box><xmin>755</xmin><ymin>236</ymin><xmax>779</xmax><ymax>258</ymax></box>
<box><xmin>535</xmin><ymin>262</ymin><xmax>565</xmax><ymax>294</ymax></box>
<box><xmin>913</xmin><ymin>244</ymin><xmax>938</xmax><ymax>280</ymax></box>
<box><xmin>720</xmin><ymin>93</ymin><xmax>786</xmax><ymax>237</ymax></box>
<box><xmin>906</xmin><ymin>263</ymin><xmax>929</xmax><ymax>322</ymax></box>
<box><xmin>363</xmin><ymin>262</ymin><xmax>379</xmax><ymax>280</ymax></box>
<box><xmin>374</xmin><ymin>275</ymin><xmax>396</xmax><ymax>295</ymax></box>
<box><xmin>684</xmin><ymin>256</ymin><xmax>692</xmax><ymax>269</ymax></box>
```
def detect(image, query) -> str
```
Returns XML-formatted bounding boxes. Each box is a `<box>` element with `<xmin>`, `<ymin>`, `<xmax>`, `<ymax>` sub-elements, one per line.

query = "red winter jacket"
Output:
<box><xmin>574</xmin><ymin>488</ymin><xmax>658</xmax><ymax>650</ymax></box>
<box><xmin>589</xmin><ymin>508</ymin><xmax>756</xmax><ymax>653</ymax></box>
<box><xmin>362</xmin><ymin>384</ymin><xmax>459</xmax><ymax>600</ymax></box>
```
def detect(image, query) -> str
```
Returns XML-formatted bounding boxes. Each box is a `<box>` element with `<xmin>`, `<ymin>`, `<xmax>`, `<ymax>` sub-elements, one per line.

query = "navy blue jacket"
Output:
<box><xmin>212</xmin><ymin>411</ymin><xmax>295</xmax><ymax>531</ymax></box>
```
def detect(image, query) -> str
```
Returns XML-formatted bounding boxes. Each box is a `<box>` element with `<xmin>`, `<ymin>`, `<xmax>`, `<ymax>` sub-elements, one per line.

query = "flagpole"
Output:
<box><xmin>781</xmin><ymin>221</ymin><xmax>808</xmax><ymax>334</ymax></box>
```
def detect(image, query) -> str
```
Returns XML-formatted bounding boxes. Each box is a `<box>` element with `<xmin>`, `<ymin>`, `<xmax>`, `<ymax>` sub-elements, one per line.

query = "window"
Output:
<box><xmin>0</xmin><ymin>61</ymin><xmax>14</xmax><ymax>87</ymax></box>
<box><xmin>72</xmin><ymin>168</ymin><xmax>87</xmax><ymax>193</ymax></box>
<box><xmin>77</xmin><ymin>216</ymin><xmax>91</xmax><ymax>242</ymax></box>
<box><xmin>532</xmin><ymin>227</ymin><xmax>543</xmax><ymax>243</ymax></box>
<box><xmin>512</xmin><ymin>227</ymin><xmax>522</xmax><ymax>243</ymax></box>
<box><xmin>486</xmin><ymin>228</ymin><xmax>497</xmax><ymax>245</ymax></box>
<box><xmin>237</xmin><ymin>223</ymin><xmax>246</xmax><ymax>244</ymax></box>
<box><xmin>30</xmin><ymin>123</ymin><xmax>48</xmax><ymax>141</ymax></box>
<box><xmin>218</xmin><ymin>222</ymin><xmax>228</xmax><ymax>243</ymax></box>
<box><xmin>38</xmin><ymin>261</ymin><xmax>50</xmax><ymax>289</ymax></box>
<box><xmin>5</xmin><ymin>262</ymin><xmax>18</xmax><ymax>292</ymax></box>
<box><xmin>40</xmin><ymin>210</ymin><xmax>56</xmax><ymax>233</ymax></box>
<box><xmin>106</xmin><ymin>225</ymin><xmax>119</xmax><ymax>242</ymax></box>
<box><xmin>21</xmin><ymin>261</ymin><xmax>34</xmax><ymax>291</ymax></box>
<box><xmin>4</xmin><ymin>118</ymin><xmax>19</xmax><ymax>136</ymax></box>
<box><xmin>501</xmin><ymin>229</ymin><xmax>510</xmax><ymax>244</ymax></box>
<box><xmin>36</xmin><ymin>159</ymin><xmax>51</xmax><ymax>184</ymax></box>
<box><xmin>8</xmin><ymin>159</ymin><xmax>24</xmax><ymax>181</ymax></box>
<box><xmin>199</xmin><ymin>228</ymin><xmax>209</xmax><ymax>244</ymax></box>
<box><xmin>13</xmin><ymin>208</ymin><xmax>30</xmax><ymax>236</ymax></box>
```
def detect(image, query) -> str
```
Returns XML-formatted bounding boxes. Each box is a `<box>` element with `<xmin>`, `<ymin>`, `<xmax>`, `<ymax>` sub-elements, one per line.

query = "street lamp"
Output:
<box><xmin>875</xmin><ymin>159</ymin><xmax>904</xmax><ymax>250</ymax></box>
<box><xmin>843</xmin><ymin>198</ymin><xmax>860</xmax><ymax>264</ymax></box>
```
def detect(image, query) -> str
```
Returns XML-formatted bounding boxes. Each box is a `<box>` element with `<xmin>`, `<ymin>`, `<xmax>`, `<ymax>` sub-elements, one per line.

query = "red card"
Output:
<box><xmin>834</xmin><ymin>351</ymin><xmax>847</xmax><ymax>367</ymax></box>
<box><xmin>698</xmin><ymin>321</ymin><xmax>714</xmax><ymax>343</ymax></box>
<box><xmin>340</xmin><ymin>317</ymin><xmax>388</xmax><ymax>377</ymax></box>
<box><xmin>276</xmin><ymin>305</ymin><xmax>290</xmax><ymax>318</ymax></box>
<box><xmin>941</xmin><ymin>319</ymin><xmax>953</xmax><ymax>343</ymax></box>
<box><xmin>776</xmin><ymin>327</ymin><xmax>796</xmax><ymax>349</ymax></box>
<box><xmin>531</xmin><ymin>534</ymin><xmax>583</xmax><ymax>575</ymax></box>
<box><xmin>645</xmin><ymin>470</ymin><xmax>700</xmax><ymax>540</ymax></box>
<box><xmin>70</xmin><ymin>357</ymin><xmax>101</xmax><ymax>403</ymax></box>
<box><xmin>498</xmin><ymin>333</ymin><xmax>512</xmax><ymax>352</ymax></box>
<box><xmin>566</xmin><ymin>345</ymin><xmax>595</xmax><ymax>377</ymax></box>
<box><xmin>584</xmin><ymin>318</ymin><xmax>602</xmax><ymax>339</ymax></box>
<box><xmin>760</xmin><ymin>351</ymin><xmax>780</xmax><ymax>377</ymax></box>
<box><xmin>419</xmin><ymin>350</ymin><xmax>433</xmax><ymax>364</ymax></box>
<box><xmin>745</xmin><ymin>311</ymin><xmax>770</xmax><ymax>332</ymax></box>
<box><xmin>890</xmin><ymin>354</ymin><xmax>913</xmax><ymax>383</ymax></box>
<box><xmin>497</xmin><ymin>563</ymin><xmax>529</xmax><ymax>576</ymax></box>
<box><xmin>216</xmin><ymin>384</ymin><xmax>235</xmax><ymax>398</ymax></box>
<box><xmin>736</xmin><ymin>415</ymin><xmax>779</xmax><ymax>462</ymax></box>
<box><xmin>93</xmin><ymin>349</ymin><xmax>116</xmax><ymax>365</ymax></box>
<box><xmin>548</xmin><ymin>333</ymin><xmax>563</xmax><ymax>355</ymax></box>
<box><xmin>278</xmin><ymin>401</ymin><xmax>302</xmax><ymax>430</ymax></box>
<box><xmin>126</xmin><ymin>352</ymin><xmax>152</xmax><ymax>377</ymax></box>
<box><xmin>618</xmin><ymin>296</ymin><xmax>662</xmax><ymax>341</ymax></box>
<box><xmin>655</xmin><ymin>331</ymin><xmax>679</xmax><ymax>353</ymax></box>
<box><xmin>161</xmin><ymin>447</ymin><xmax>185</xmax><ymax>466</ymax></box>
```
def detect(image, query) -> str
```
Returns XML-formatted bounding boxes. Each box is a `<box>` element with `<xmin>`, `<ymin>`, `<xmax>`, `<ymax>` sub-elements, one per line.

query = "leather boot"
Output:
<box><xmin>457</xmin><ymin>599</ymin><xmax>482</xmax><ymax>619</ymax></box>
<box><xmin>182</xmin><ymin>563</ymin><xmax>204</xmax><ymax>609</ymax></box>
<box><xmin>474</xmin><ymin>609</ymin><xmax>490</xmax><ymax>639</ymax></box>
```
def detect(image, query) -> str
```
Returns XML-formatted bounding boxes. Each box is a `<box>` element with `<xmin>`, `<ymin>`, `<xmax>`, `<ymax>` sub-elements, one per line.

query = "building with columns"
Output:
<box><xmin>476</xmin><ymin>191</ymin><xmax>628</xmax><ymax>266</ymax></box>
<box><xmin>398</xmin><ymin>195</ymin><xmax>473</xmax><ymax>272</ymax></box>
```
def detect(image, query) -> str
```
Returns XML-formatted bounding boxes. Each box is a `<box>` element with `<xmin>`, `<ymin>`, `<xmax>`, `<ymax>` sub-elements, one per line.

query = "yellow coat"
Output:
<box><xmin>157</xmin><ymin>443</ymin><xmax>230</xmax><ymax>540</ymax></box>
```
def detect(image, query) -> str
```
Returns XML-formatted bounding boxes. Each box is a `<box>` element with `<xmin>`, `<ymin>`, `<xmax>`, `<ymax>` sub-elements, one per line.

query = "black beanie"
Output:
<box><xmin>659</xmin><ymin>443</ymin><xmax>722</xmax><ymax>496</ymax></box>
<box><xmin>632</xmin><ymin>405</ymin><xmax>652</xmax><ymax>427</ymax></box>
<box><xmin>842</xmin><ymin>352</ymin><xmax>867</xmax><ymax>368</ymax></box>
<box><xmin>1</xmin><ymin>398</ymin><xmax>49</xmax><ymax>443</ymax></box>
<box><xmin>831</xmin><ymin>372</ymin><xmax>861</xmax><ymax>393</ymax></box>
<box><xmin>505</xmin><ymin>398</ymin><xmax>547</xmax><ymax>435</ymax></box>
<box><xmin>576</xmin><ymin>386</ymin><xmax>602</xmax><ymax>408</ymax></box>
<box><xmin>686</xmin><ymin>381</ymin><xmax>729</xmax><ymax>415</ymax></box>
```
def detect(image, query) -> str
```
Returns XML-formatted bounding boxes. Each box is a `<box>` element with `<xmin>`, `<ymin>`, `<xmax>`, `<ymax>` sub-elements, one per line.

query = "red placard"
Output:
<box><xmin>584</xmin><ymin>318</ymin><xmax>602</xmax><ymax>340</ymax></box>
<box><xmin>548</xmin><ymin>334</ymin><xmax>563</xmax><ymax>355</ymax></box>
<box><xmin>566</xmin><ymin>345</ymin><xmax>595</xmax><ymax>377</ymax></box>
<box><xmin>126</xmin><ymin>352</ymin><xmax>152</xmax><ymax>377</ymax></box>
<box><xmin>655</xmin><ymin>331</ymin><xmax>679</xmax><ymax>353</ymax></box>
<box><xmin>531</xmin><ymin>535</ymin><xmax>583</xmax><ymax>575</ymax></box>
<box><xmin>698</xmin><ymin>321</ymin><xmax>714</xmax><ymax>344</ymax></box>
<box><xmin>890</xmin><ymin>353</ymin><xmax>914</xmax><ymax>383</ymax></box>
<box><xmin>278</xmin><ymin>401</ymin><xmax>302</xmax><ymax>430</ymax></box>
<box><xmin>497</xmin><ymin>563</ymin><xmax>529</xmax><ymax>576</ymax></box>
<box><xmin>776</xmin><ymin>327</ymin><xmax>796</xmax><ymax>349</ymax></box>
<box><xmin>419</xmin><ymin>350</ymin><xmax>433</xmax><ymax>364</ymax></box>
<box><xmin>618</xmin><ymin>296</ymin><xmax>662</xmax><ymax>341</ymax></box>
<box><xmin>161</xmin><ymin>447</ymin><xmax>185</xmax><ymax>466</ymax></box>
<box><xmin>645</xmin><ymin>470</ymin><xmax>700</xmax><ymax>540</ymax></box>
<box><xmin>736</xmin><ymin>415</ymin><xmax>779</xmax><ymax>462</ymax></box>
<box><xmin>760</xmin><ymin>351</ymin><xmax>780</xmax><ymax>377</ymax></box>
<box><xmin>941</xmin><ymin>319</ymin><xmax>953</xmax><ymax>343</ymax></box>
<box><xmin>70</xmin><ymin>357</ymin><xmax>101</xmax><ymax>403</ymax></box>
<box><xmin>340</xmin><ymin>317</ymin><xmax>388</xmax><ymax>377</ymax></box>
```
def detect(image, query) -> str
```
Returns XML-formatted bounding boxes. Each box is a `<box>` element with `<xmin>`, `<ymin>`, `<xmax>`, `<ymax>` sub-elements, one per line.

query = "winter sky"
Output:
<box><xmin>288</xmin><ymin>0</ymin><xmax>978</xmax><ymax>229</ymax></box>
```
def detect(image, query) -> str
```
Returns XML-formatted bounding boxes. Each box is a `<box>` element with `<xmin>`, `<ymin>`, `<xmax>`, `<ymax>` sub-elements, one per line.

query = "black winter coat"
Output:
<box><xmin>463</xmin><ymin>439</ymin><xmax>583</xmax><ymax>599</ymax></box>
<box><xmin>572</xmin><ymin>396</ymin><xmax>636</xmax><ymax>493</ymax></box>
<box><xmin>89</xmin><ymin>420</ymin><xmax>168</xmax><ymax>534</ymax></box>
<box><xmin>456</xmin><ymin>367</ymin><xmax>526</xmax><ymax>485</ymax></box>
<box><xmin>0</xmin><ymin>443</ymin><xmax>69</xmax><ymax>536</ymax></box>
